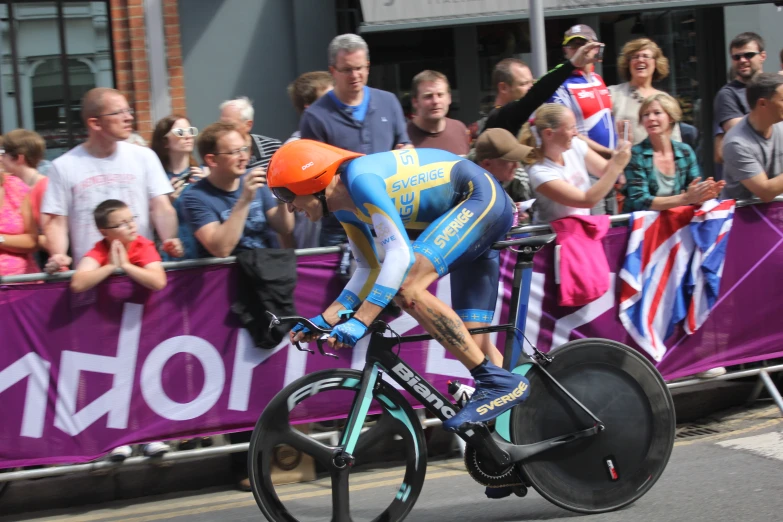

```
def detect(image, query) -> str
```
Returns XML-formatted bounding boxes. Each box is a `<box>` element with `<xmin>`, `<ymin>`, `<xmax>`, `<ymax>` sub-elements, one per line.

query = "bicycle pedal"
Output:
<box><xmin>512</xmin><ymin>485</ymin><xmax>527</xmax><ymax>498</ymax></box>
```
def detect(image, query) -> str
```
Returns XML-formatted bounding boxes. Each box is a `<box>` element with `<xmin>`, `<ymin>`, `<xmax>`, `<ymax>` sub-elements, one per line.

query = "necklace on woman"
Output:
<box><xmin>630</xmin><ymin>85</ymin><xmax>645</xmax><ymax>103</ymax></box>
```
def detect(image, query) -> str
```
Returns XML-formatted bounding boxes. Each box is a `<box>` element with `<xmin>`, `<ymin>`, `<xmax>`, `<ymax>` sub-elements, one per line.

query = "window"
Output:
<box><xmin>0</xmin><ymin>1</ymin><xmax>113</xmax><ymax>159</ymax></box>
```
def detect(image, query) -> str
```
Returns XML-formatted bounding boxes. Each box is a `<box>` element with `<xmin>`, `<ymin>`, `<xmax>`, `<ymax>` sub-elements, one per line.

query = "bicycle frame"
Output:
<box><xmin>337</xmin><ymin>237</ymin><xmax>604</xmax><ymax>466</ymax></box>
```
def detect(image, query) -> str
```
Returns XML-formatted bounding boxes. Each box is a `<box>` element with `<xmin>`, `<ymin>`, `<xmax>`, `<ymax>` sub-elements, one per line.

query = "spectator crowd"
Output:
<box><xmin>2</xmin><ymin>27</ymin><xmax>783</xmax><ymax>489</ymax></box>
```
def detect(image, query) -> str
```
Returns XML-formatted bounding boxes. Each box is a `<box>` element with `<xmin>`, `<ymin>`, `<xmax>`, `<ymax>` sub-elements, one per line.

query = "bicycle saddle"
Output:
<box><xmin>492</xmin><ymin>233</ymin><xmax>556</xmax><ymax>251</ymax></box>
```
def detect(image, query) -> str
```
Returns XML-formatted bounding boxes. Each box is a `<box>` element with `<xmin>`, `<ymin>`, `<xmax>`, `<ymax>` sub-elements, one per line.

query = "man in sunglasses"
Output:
<box><xmin>714</xmin><ymin>32</ymin><xmax>767</xmax><ymax>167</ymax></box>
<box><xmin>42</xmin><ymin>87</ymin><xmax>182</xmax><ymax>272</ymax></box>
<box><xmin>180</xmin><ymin>122</ymin><xmax>292</xmax><ymax>259</ymax></box>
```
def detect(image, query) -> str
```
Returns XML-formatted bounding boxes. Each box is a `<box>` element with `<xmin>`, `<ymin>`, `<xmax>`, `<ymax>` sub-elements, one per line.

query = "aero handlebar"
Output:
<box><xmin>266</xmin><ymin>311</ymin><xmax>339</xmax><ymax>359</ymax></box>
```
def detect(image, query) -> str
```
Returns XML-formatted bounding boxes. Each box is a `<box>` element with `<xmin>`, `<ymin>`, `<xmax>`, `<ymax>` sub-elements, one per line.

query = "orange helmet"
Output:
<box><xmin>267</xmin><ymin>139</ymin><xmax>363</xmax><ymax>202</ymax></box>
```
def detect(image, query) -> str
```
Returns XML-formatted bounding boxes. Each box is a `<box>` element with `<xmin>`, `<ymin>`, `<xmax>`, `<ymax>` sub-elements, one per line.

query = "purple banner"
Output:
<box><xmin>0</xmin><ymin>256</ymin><xmax>500</xmax><ymax>468</ymax></box>
<box><xmin>2</xmin><ymin>202</ymin><xmax>783</xmax><ymax>468</ymax></box>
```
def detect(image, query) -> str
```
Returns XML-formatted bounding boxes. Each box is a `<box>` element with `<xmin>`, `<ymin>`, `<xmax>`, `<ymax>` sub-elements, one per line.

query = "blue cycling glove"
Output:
<box><xmin>330</xmin><ymin>317</ymin><xmax>369</xmax><ymax>347</ymax></box>
<box><xmin>292</xmin><ymin>314</ymin><xmax>332</xmax><ymax>336</ymax></box>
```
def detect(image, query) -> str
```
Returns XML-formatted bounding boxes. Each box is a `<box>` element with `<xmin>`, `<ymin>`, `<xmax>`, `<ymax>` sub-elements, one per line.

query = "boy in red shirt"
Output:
<box><xmin>71</xmin><ymin>199</ymin><xmax>176</xmax><ymax>293</ymax></box>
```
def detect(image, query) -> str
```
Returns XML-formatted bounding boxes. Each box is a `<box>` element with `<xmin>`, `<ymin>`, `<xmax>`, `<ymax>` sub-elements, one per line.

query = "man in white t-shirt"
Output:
<box><xmin>43</xmin><ymin>88</ymin><xmax>182</xmax><ymax>272</ymax></box>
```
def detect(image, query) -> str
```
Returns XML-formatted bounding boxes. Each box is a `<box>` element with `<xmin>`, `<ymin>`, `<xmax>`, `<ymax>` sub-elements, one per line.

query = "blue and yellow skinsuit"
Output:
<box><xmin>333</xmin><ymin>148</ymin><xmax>515</xmax><ymax>323</ymax></box>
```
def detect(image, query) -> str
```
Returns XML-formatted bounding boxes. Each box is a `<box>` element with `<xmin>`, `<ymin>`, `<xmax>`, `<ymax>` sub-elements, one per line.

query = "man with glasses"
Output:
<box><xmin>180</xmin><ymin>121</ymin><xmax>294</xmax><ymax>491</ymax></box>
<box><xmin>714</xmin><ymin>32</ymin><xmax>767</xmax><ymax>166</ymax></box>
<box><xmin>180</xmin><ymin>122</ymin><xmax>292</xmax><ymax>259</ymax></box>
<box><xmin>42</xmin><ymin>87</ymin><xmax>182</xmax><ymax>272</ymax></box>
<box><xmin>299</xmin><ymin>33</ymin><xmax>411</xmax><ymax>247</ymax></box>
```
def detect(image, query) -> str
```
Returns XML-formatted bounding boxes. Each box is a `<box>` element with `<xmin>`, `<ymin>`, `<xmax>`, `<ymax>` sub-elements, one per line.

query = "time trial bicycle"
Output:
<box><xmin>248</xmin><ymin>233</ymin><xmax>675</xmax><ymax>521</ymax></box>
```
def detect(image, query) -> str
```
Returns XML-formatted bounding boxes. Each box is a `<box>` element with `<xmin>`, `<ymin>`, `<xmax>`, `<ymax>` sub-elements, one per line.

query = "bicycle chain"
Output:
<box><xmin>464</xmin><ymin>445</ymin><xmax>524</xmax><ymax>488</ymax></box>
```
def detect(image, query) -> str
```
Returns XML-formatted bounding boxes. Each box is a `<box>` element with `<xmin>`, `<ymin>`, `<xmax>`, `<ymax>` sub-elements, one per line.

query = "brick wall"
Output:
<box><xmin>109</xmin><ymin>0</ymin><xmax>186</xmax><ymax>139</ymax></box>
<box><xmin>162</xmin><ymin>0</ymin><xmax>187</xmax><ymax>116</ymax></box>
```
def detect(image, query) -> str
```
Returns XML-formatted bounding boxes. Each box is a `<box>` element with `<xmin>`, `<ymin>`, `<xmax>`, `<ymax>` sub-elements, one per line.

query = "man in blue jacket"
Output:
<box><xmin>300</xmin><ymin>33</ymin><xmax>411</xmax><ymax>246</ymax></box>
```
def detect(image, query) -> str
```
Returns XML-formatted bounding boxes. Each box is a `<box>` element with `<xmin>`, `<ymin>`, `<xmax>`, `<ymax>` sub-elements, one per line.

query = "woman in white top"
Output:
<box><xmin>519</xmin><ymin>104</ymin><xmax>631</xmax><ymax>224</ymax></box>
<box><xmin>608</xmin><ymin>38</ymin><xmax>682</xmax><ymax>145</ymax></box>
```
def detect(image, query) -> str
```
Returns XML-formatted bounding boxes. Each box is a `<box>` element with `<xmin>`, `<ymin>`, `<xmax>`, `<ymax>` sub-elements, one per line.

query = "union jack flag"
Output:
<box><xmin>684</xmin><ymin>200</ymin><xmax>736</xmax><ymax>334</ymax></box>
<box><xmin>618</xmin><ymin>201</ymin><xmax>735</xmax><ymax>361</ymax></box>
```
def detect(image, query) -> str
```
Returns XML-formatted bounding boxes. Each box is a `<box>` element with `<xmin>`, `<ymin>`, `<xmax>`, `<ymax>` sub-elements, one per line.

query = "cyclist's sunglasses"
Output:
<box><xmin>271</xmin><ymin>187</ymin><xmax>297</xmax><ymax>203</ymax></box>
<box><xmin>169</xmin><ymin>126</ymin><xmax>198</xmax><ymax>138</ymax></box>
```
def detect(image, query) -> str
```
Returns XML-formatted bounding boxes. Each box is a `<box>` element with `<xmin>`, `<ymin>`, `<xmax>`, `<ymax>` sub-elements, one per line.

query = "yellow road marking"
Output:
<box><xmin>58</xmin><ymin>470</ymin><xmax>466</xmax><ymax>522</ymax></box>
<box><xmin>278</xmin><ymin>470</ymin><xmax>465</xmax><ymax>501</ymax></box>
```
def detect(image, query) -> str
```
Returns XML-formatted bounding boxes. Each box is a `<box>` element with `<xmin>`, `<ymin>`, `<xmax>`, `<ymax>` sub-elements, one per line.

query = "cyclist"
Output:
<box><xmin>267</xmin><ymin>140</ymin><xmax>532</xmax><ymax>433</ymax></box>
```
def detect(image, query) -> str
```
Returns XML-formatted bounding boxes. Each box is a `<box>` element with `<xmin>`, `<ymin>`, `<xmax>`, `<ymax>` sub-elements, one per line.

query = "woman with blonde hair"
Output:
<box><xmin>609</xmin><ymin>38</ymin><xmax>682</xmax><ymax>144</ymax></box>
<box><xmin>520</xmin><ymin>104</ymin><xmax>631</xmax><ymax>224</ymax></box>
<box><xmin>623</xmin><ymin>93</ymin><xmax>723</xmax><ymax>212</ymax></box>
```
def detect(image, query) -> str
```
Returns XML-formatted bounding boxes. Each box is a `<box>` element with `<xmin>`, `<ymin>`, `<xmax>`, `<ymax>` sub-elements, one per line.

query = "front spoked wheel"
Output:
<box><xmin>249</xmin><ymin>369</ymin><xmax>427</xmax><ymax>522</ymax></box>
<box><xmin>512</xmin><ymin>339</ymin><xmax>675</xmax><ymax>514</ymax></box>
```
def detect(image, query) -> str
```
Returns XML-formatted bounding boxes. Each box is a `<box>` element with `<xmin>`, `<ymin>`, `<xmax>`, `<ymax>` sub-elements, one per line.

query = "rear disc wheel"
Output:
<box><xmin>512</xmin><ymin>339</ymin><xmax>675</xmax><ymax>514</ymax></box>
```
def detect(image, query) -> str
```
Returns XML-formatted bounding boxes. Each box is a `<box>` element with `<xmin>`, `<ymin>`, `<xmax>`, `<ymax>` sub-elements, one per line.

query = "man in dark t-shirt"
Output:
<box><xmin>181</xmin><ymin>122</ymin><xmax>292</xmax><ymax>259</ymax></box>
<box><xmin>407</xmin><ymin>70</ymin><xmax>470</xmax><ymax>155</ymax></box>
<box><xmin>714</xmin><ymin>32</ymin><xmax>767</xmax><ymax>168</ymax></box>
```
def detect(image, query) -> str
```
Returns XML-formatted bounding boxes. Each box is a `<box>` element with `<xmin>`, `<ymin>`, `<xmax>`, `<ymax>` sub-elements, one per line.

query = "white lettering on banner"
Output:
<box><xmin>523</xmin><ymin>272</ymin><xmax>546</xmax><ymax>354</ymax></box>
<box><xmin>141</xmin><ymin>336</ymin><xmax>225</xmax><ymax>421</ymax></box>
<box><xmin>285</xmin><ymin>338</ymin><xmax>309</xmax><ymax>387</ymax></box>
<box><xmin>523</xmin><ymin>272</ymin><xmax>616</xmax><ymax>352</ymax></box>
<box><xmin>3</xmin><ymin>265</ymin><xmax>618</xmax><ymax>440</ymax></box>
<box><xmin>228</xmin><ymin>329</ymin><xmax>289</xmax><ymax>412</ymax></box>
<box><xmin>550</xmin><ymin>274</ymin><xmax>616</xmax><ymax>348</ymax></box>
<box><xmin>54</xmin><ymin>303</ymin><xmax>142</xmax><ymax>436</ymax></box>
<box><xmin>0</xmin><ymin>353</ymin><xmax>50</xmax><ymax>438</ymax></box>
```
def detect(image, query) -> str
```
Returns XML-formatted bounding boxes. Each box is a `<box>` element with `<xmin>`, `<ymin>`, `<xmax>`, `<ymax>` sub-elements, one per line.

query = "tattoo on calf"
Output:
<box><xmin>426</xmin><ymin>306</ymin><xmax>468</xmax><ymax>352</ymax></box>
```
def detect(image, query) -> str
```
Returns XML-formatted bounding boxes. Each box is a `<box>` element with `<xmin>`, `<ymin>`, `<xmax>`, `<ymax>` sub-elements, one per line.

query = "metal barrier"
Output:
<box><xmin>0</xmin><ymin>196</ymin><xmax>772</xmax><ymax>285</ymax></box>
<box><xmin>1</xmin><ymin>197</ymin><xmax>782</xmax><ymax>485</ymax></box>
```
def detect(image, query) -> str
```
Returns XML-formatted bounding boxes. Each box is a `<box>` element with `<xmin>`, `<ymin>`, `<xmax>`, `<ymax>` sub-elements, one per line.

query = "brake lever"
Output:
<box><xmin>316</xmin><ymin>337</ymin><xmax>339</xmax><ymax>359</ymax></box>
<box><xmin>293</xmin><ymin>340</ymin><xmax>315</xmax><ymax>354</ymax></box>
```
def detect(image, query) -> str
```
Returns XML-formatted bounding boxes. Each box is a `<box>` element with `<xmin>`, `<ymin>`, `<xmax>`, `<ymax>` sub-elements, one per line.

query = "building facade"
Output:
<box><xmin>0</xmin><ymin>0</ymin><xmax>185</xmax><ymax>159</ymax></box>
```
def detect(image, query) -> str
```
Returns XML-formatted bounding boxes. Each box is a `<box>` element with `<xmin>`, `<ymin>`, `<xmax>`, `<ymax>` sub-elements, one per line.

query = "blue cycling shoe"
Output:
<box><xmin>442</xmin><ymin>359</ymin><xmax>530</xmax><ymax>433</ymax></box>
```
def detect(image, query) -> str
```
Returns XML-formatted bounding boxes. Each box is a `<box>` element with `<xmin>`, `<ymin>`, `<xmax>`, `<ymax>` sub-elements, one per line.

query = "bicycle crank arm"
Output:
<box><xmin>494</xmin><ymin>425</ymin><xmax>602</xmax><ymax>463</ymax></box>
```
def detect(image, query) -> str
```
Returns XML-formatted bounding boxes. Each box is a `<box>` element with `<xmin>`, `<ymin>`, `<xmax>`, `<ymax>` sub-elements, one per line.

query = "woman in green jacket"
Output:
<box><xmin>623</xmin><ymin>93</ymin><xmax>723</xmax><ymax>212</ymax></box>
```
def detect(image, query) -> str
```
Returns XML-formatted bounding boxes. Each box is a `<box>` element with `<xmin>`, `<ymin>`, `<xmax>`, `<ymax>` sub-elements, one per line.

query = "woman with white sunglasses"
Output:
<box><xmin>151</xmin><ymin>115</ymin><xmax>208</xmax><ymax>200</ymax></box>
<box><xmin>150</xmin><ymin>116</ymin><xmax>208</xmax><ymax>262</ymax></box>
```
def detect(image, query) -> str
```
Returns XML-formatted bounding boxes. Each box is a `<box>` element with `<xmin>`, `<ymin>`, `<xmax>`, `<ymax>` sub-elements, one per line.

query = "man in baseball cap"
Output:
<box><xmin>475</xmin><ymin>128</ymin><xmax>534</xmax><ymax>221</ymax></box>
<box><xmin>540</xmin><ymin>23</ymin><xmax>618</xmax><ymax>215</ymax></box>
<box><xmin>562</xmin><ymin>24</ymin><xmax>598</xmax><ymax>46</ymax></box>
